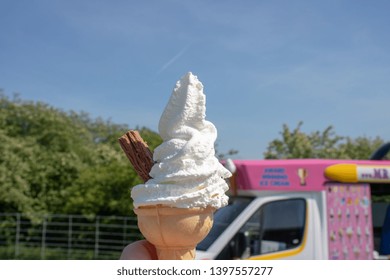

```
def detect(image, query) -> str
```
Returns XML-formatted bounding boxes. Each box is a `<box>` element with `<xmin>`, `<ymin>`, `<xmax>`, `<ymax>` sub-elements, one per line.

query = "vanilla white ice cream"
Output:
<box><xmin>131</xmin><ymin>72</ymin><xmax>231</xmax><ymax>209</ymax></box>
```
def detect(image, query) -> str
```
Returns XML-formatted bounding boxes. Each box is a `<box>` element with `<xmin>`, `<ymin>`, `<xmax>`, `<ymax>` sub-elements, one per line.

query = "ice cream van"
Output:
<box><xmin>195</xmin><ymin>144</ymin><xmax>390</xmax><ymax>260</ymax></box>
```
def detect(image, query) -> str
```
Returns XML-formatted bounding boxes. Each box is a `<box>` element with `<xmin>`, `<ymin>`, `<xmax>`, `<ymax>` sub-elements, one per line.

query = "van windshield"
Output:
<box><xmin>197</xmin><ymin>197</ymin><xmax>253</xmax><ymax>251</ymax></box>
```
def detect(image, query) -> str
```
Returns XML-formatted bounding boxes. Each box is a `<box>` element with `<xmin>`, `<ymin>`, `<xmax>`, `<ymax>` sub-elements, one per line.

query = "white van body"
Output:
<box><xmin>195</xmin><ymin>159</ymin><xmax>390</xmax><ymax>260</ymax></box>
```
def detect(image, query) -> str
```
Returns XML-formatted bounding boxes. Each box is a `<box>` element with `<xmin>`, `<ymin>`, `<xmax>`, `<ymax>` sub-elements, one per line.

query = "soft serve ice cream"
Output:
<box><xmin>131</xmin><ymin>72</ymin><xmax>231</xmax><ymax>209</ymax></box>
<box><xmin>129</xmin><ymin>72</ymin><xmax>231</xmax><ymax>260</ymax></box>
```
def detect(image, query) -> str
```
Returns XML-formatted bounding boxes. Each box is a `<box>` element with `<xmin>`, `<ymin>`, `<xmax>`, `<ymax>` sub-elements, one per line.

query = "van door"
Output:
<box><xmin>213</xmin><ymin>193</ymin><xmax>324</xmax><ymax>260</ymax></box>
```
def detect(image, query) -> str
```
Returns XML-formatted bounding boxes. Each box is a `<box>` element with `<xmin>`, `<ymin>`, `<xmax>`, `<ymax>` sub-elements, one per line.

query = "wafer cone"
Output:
<box><xmin>134</xmin><ymin>205</ymin><xmax>214</xmax><ymax>260</ymax></box>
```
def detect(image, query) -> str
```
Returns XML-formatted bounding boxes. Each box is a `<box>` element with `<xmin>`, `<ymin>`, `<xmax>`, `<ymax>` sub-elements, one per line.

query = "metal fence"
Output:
<box><xmin>0</xmin><ymin>213</ymin><xmax>142</xmax><ymax>260</ymax></box>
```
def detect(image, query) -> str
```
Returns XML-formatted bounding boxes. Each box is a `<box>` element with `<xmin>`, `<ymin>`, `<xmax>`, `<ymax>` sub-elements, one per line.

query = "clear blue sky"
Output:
<box><xmin>1</xmin><ymin>0</ymin><xmax>390</xmax><ymax>159</ymax></box>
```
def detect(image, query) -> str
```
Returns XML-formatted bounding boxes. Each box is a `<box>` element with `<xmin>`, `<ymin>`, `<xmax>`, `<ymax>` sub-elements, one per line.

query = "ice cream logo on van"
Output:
<box><xmin>297</xmin><ymin>168</ymin><xmax>308</xmax><ymax>186</ymax></box>
<box><xmin>259</xmin><ymin>168</ymin><xmax>290</xmax><ymax>187</ymax></box>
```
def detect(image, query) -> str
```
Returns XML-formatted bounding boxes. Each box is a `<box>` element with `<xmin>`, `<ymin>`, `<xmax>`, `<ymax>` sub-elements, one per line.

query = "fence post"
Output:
<box><xmin>123</xmin><ymin>218</ymin><xmax>127</xmax><ymax>247</ymax></box>
<box><xmin>94</xmin><ymin>216</ymin><xmax>100</xmax><ymax>259</ymax></box>
<box><xmin>41</xmin><ymin>215</ymin><xmax>47</xmax><ymax>260</ymax></box>
<box><xmin>14</xmin><ymin>213</ymin><xmax>20</xmax><ymax>258</ymax></box>
<box><xmin>68</xmin><ymin>215</ymin><xmax>73</xmax><ymax>259</ymax></box>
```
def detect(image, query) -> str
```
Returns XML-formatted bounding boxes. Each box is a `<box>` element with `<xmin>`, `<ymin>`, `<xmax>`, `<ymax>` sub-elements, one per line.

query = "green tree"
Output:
<box><xmin>0</xmin><ymin>92</ymin><xmax>162</xmax><ymax>217</ymax></box>
<box><xmin>264</xmin><ymin>121</ymin><xmax>386</xmax><ymax>160</ymax></box>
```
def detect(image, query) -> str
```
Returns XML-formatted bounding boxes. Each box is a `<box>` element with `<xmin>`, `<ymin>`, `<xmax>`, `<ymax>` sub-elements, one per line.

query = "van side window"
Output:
<box><xmin>256</xmin><ymin>199</ymin><xmax>306</xmax><ymax>255</ymax></box>
<box><xmin>217</xmin><ymin>198</ymin><xmax>306</xmax><ymax>259</ymax></box>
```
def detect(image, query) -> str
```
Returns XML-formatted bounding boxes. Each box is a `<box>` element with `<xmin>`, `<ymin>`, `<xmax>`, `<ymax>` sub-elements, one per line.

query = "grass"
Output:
<box><xmin>0</xmin><ymin>245</ymin><xmax>121</xmax><ymax>260</ymax></box>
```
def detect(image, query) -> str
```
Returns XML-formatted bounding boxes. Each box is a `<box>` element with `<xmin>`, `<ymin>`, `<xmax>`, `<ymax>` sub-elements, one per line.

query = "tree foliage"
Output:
<box><xmin>0</xmin><ymin>92</ymin><xmax>162</xmax><ymax>217</ymax></box>
<box><xmin>2</xmin><ymin>91</ymin><xmax>389</xmax><ymax>216</ymax></box>
<box><xmin>264</xmin><ymin>121</ymin><xmax>386</xmax><ymax>160</ymax></box>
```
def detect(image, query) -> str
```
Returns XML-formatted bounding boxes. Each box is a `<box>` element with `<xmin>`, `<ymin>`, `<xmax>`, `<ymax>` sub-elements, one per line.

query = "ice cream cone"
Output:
<box><xmin>134</xmin><ymin>205</ymin><xmax>214</xmax><ymax>260</ymax></box>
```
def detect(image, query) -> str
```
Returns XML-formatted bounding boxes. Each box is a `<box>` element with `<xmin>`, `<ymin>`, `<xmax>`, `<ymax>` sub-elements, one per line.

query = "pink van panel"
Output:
<box><xmin>233</xmin><ymin>159</ymin><xmax>390</xmax><ymax>192</ymax></box>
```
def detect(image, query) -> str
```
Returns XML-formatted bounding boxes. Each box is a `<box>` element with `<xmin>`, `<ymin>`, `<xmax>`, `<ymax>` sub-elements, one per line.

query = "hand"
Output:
<box><xmin>120</xmin><ymin>240</ymin><xmax>158</xmax><ymax>260</ymax></box>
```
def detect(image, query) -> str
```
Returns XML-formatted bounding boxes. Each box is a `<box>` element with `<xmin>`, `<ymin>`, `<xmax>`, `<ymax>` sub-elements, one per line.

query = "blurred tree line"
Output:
<box><xmin>264</xmin><ymin>121</ymin><xmax>387</xmax><ymax>160</ymax></box>
<box><xmin>0</xmin><ymin>92</ymin><xmax>162</xmax><ymax>218</ymax></box>
<box><xmin>1</xmin><ymin>93</ymin><xmax>389</xmax><ymax>217</ymax></box>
